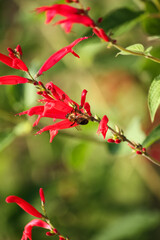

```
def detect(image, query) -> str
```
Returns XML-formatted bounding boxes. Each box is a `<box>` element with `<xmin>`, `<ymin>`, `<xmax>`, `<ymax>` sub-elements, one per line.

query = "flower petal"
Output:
<box><xmin>97</xmin><ymin>115</ymin><xmax>109</xmax><ymax>139</ymax></box>
<box><xmin>93</xmin><ymin>28</ymin><xmax>110</xmax><ymax>42</ymax></box>
<box><xmin>84</xmin><ymin>102</ymin><xmax>92</xmax><ymax>116</ymax></box>
<box><xmin>39</xmin><ymin>188</ymin><xmax>45</xmax><ymax>203</ymax></box>
<box><xmin>0</xmin><ymin>75</ymin><xmax>29</xmax><ymax>85</ymax></box>
<box><xmin>49</xmin><ymin>129</ymin><xmax>59</xmax><ymax>142</ymax></box>
<box><xmin>36</xmin><ymin>119</ymin><xmax>77</xmax><ymax>141</ymax></box>
<box><xmin>80</xmin><ymin>89</ymin><xmax>88</xmax><ymax>107</ymax></box>
<box><xmin>55</xmin><ymin>15</ymin><xmax>95</xmax><ymax>32</ymax></box>
<box><xmin>46</xmin><ymin>82</ymin><xmax>73</xmax><ymax>105</ymax></box>
<box><xmin>38</xmin><ymin>37</ymin><xmax>88</xmax><ymax>76</ymax></box>
<box><xmin>12</xmin><ymin>58</ymin><xmax>28</xmax><ymax>72</ymax></box>
<box><xmin>6</xmin><ymin>196</ymin><xmax>43</xmax><ymax>218</ymax></box>
<box><xmin>21</xmin><ymin>219</ymin><xmax>51</xmax><ymax>240</ymax></box>
<box><xmin>0</xmin><ymin>53</ymin><xmax>13</xmax><ymax>67</ymax></box>
<box><xmin>35</xmin><ymin>4</ymin><xmax>85</xmax><ymax>23</ymax></box>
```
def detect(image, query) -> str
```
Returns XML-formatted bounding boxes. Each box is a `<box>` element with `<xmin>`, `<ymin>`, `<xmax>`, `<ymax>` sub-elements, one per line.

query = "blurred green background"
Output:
<box><xmin>1</xmin><ymin>0</ymin><xmax>160</xmax><ymax>239</ymax></box>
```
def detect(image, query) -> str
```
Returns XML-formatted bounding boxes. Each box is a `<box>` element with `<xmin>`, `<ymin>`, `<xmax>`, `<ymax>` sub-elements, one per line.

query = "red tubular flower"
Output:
<box><xmin>21</xmin><ymin>219</ymin><xmax>51</xmax><ymax>240</ymax></box>
<box><xmin>35</xmin><ymin>4</ymin><xmax>85</xmax><ymax>24</ymax></box>
<box><xmin>19</xmin><ymin>82</ymin><xmax>92</xmax><ymax>142</ymax></box>
<box><xmin>0</xmin><ymin>75</ymin><xmax>29</xmax><ymax>85</ymax></box>
<box><xmin>84</xmin><ymin>102</ymin><xmax>92</xmax><ymax>116</ymax></box>
<box><xmin>55</xmin><ymin>15</ymin><xmax>95</xmax><ymax>33</ymax></box>
<box><xmin>80</xmin><ymin>89</ymin><xmax>88</xmax><ymax>108</ymax></box>
<box><xmin>37</xmin><ymin>36</ymin><xmax>88</xmax><ymax>76</ymax></box>
<box><xmin>97</xmin><ymin>115</ymin><xmax>109</xmax><ymax>139</ymax></box>
<box><xmin>39</xmin><ymin>188</ymin><xmax>45</xmax><ymax>204</ymax></box>
<box><xmin>59</xmin><ymin>237</ymin><xmax>66</xmax><ymax>240</ymax></box>
<box><xmin>0</xmin><ymin>45</ymin><xmax>28</xmax><ymax>71</ymax></box>
<box><xmin>6</xmin><ymin>196</ymin><xmax>43</xmax><ymax>218</ymax></box>
<box><xmin>107</xmin><ymin>138</ymin><xmax>115</xmax><ymax>143</ymax></box>
<box><xmin>35</xmin><ymin>3</ymin><xmax>95</xmax><ymax>32</ymax></box>
<box><xmin>93</xmin><ymin>28</ymin><xmax>110</xmax><ymax>42</ymax></box>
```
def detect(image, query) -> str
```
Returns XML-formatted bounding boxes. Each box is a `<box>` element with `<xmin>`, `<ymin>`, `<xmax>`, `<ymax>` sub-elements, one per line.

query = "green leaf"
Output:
<box><xmin>99</xmin><ymin>8</ymin><xmax>144</xmax><ymax>37</ymax></box>
<box><xmin>142</xmin><ymin>1</ymin><xmax>160</xmax><ymax>36</ymax></box>
<box><xmin>116</xmin><ymin>43</ymin><xmax>154</xmax><ymax>57</ymax></box>
<box><xmin>148</xmin><ymin>75</ymin><xmax>160</xmax><ymax>121</ymax></box>
<box><xmin>127</xmin><ymin>44</ymin><xmax>145</xmax><ymax>53</ymax></box>
<box><xmin>144</xmin><ymin>46</ymin><xmax>153</xmax><ymax>55</ymax></box>
<box><xmin>116</xmin><ymin>43</ymin><xmax>145</xmax><ymax>56</ymax></box>
<box><xmin>143</xmin><ymin>125</ymin><xmax>160</xmax><ymax>148</ymax></box>
<box><xmin>84</xmin><ymin>8</ymin><xmax>144</xmax><ymax>38</ymax></box>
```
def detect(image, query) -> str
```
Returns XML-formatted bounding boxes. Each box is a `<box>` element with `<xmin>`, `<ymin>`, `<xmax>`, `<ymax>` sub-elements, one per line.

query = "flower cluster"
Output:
<box><xmin>0</xmin><ymin>45</ymin><xmax>29</xmax><ymax>85</ymax></box>
<box><xmin>0</xmin><ymin>36</ymin><xmax>109</xmax><ymax>142</ymax></box>
<box><xmin>19</xmin><ymin>81</ymin><xmax>94</xmax><ymax>142</ymax></box>
<box><xmin>6</xmin><ymin>189</ymin><xmax>67</xmax><ymax>240</ymax></box>
<box><xmin>2</xmin><ymin>1</ymin><xmax>160</xmax><ymax>240</ymax></box>
<box><xmin>35</xmin><ymin>3</ymin><xmax>110</xmax><ymax>42</ymax></box>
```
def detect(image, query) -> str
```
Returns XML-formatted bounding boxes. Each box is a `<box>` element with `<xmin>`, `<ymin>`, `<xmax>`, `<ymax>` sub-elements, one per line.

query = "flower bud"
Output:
<box><xmin>136</xmin><ymin>151</ymin><xmax>142</xmax><ymax>155</ymax></box>
<box><xmin>115</xmin><ymin>139</ymin><xmax>121</xmax><ymax>144</ymax></box>
<box><xmin>39</xmin><ymin>188</ymin><xmax>45</xmax><ymax>204</ymax></box>
<box><xmin>107</xmin><ymin>138</ymin><xmax>115</xmax><ymax>143</ymax></box>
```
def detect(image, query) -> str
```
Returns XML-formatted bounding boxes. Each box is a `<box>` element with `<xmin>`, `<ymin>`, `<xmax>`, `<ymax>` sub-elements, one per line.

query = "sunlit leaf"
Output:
<box><xmin>145</xmin><ymin>46</ymin><xmax>153</xmax><ymax>55</ymax></box>
<box><xmin>116</xmin><ymin>43</ymin><xmax>145</xmax><ymax>56</ymax></box>
<box><xmin>148</xmin><ymin>75</ymin><xmax>160</xmax><ymax>122</ymax></box>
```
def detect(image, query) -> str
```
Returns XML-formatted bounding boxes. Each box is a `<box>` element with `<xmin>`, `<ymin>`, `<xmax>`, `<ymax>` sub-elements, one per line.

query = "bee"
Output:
<box><xmin>66</xmin><ymin>112</ymin><xmax>89</xmax><ymax>126</ymax></box>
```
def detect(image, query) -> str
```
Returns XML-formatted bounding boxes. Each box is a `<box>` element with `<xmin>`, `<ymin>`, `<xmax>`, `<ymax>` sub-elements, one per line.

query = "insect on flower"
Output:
<box><xmin>66</xmin><ymin>104</ymin><xmax>89</xmax><ymax>126</ymax></box>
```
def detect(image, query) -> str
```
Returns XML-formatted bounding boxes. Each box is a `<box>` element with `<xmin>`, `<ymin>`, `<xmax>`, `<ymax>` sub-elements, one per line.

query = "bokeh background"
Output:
<box><xmin>1</xmin><ymin>0</ymin><xmax>160</xmax><ymax>239</ymax></box>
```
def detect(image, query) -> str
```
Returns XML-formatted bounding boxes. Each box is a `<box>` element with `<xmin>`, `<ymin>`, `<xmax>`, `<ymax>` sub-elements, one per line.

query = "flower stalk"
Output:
<box><xmin>112</xmin><ymin>43</ymin><xmax>160</xmax><ymax>64</ymax></box>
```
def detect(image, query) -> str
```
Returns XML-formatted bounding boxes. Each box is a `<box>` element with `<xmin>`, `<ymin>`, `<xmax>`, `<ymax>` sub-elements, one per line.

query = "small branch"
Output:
<box><xmin>113</xmin><ymin>43</ymin><xmax>160</xmax><ymax>64</ymax></box>
<box><xmin>143</xmin><ymin>152</ymin><xmax>160</xmax><ymax>167</ymax></box>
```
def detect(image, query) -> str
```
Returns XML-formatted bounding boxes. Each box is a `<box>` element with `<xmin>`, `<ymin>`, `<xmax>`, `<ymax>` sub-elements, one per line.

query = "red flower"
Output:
<box><xmin>80</xmin><ymin>89</ymin><xmax>87</xmax><ymax>107</ymax></box>
<box><xmin>21</xmin><ymin>219</ymin><xmax>51</xmax><ymax>240</ymax></box>
<box><xmin>35</xmin><ymin>3</ymin><xmax>95</xmax><ymax>32</ymax></box>
<box><xmin>6</xmin><ymin>196</ymin><xmax>43</xmax><ymax>218</ymax></box>
<box><xmin>97</xmin><ymin>115</ymin><xmax>109</xmax><ymax>139</ymax></box>
<box><xmin>0</xmin><ymin>75</ymin><xmax>29</xmax><ymax>85</ymax></box>
<box><xmin>0</xmin><ymin>45</ymin><xmax>28</xmax><ymax>71</ymax></box>
<box><xmin>35</xmin><ymin>4</ymin><xmax>85</xmax><ymax>24</ymax></box>
<box><xmin>55</xmin><ymin>15</ymin><xmax>95</xmax><ymax>33</ymax></box>
<box><xmin>37</xmin><ymin>36</ymin><xmax>88</xmax><ymax>76</ymax></box>
<box><xmin>93</xmin><ymin>28</ymin><xmax>110</xmax><ymax>42</ymax></box>
<box><xmin>39</xmin><ymin>188</ymin><xmax>45</xmax><ymax>204</ymax></box>
<box><xmin>19</xmin><ymin>82</ymin><xmax>92</xmax><ymax>142</ymax></box>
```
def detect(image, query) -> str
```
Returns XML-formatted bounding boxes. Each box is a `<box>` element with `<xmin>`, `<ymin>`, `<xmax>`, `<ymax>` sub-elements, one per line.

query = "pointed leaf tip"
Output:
<box><xmin>148</xmin><ymin>75</ymin><xmax>160</xmax><ymax>122</ymax></box>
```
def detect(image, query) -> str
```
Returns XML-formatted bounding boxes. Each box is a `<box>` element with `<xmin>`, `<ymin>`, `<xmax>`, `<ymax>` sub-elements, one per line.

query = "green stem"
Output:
<box><xmin>113</xmin><ymin>43</ymin><xmax>160</xmax><ymax>64</ymax></box>
<box><xmin>143</xmin><ymin>152</ymin><xmax>160</xmax><ymax>167</ymax></box>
